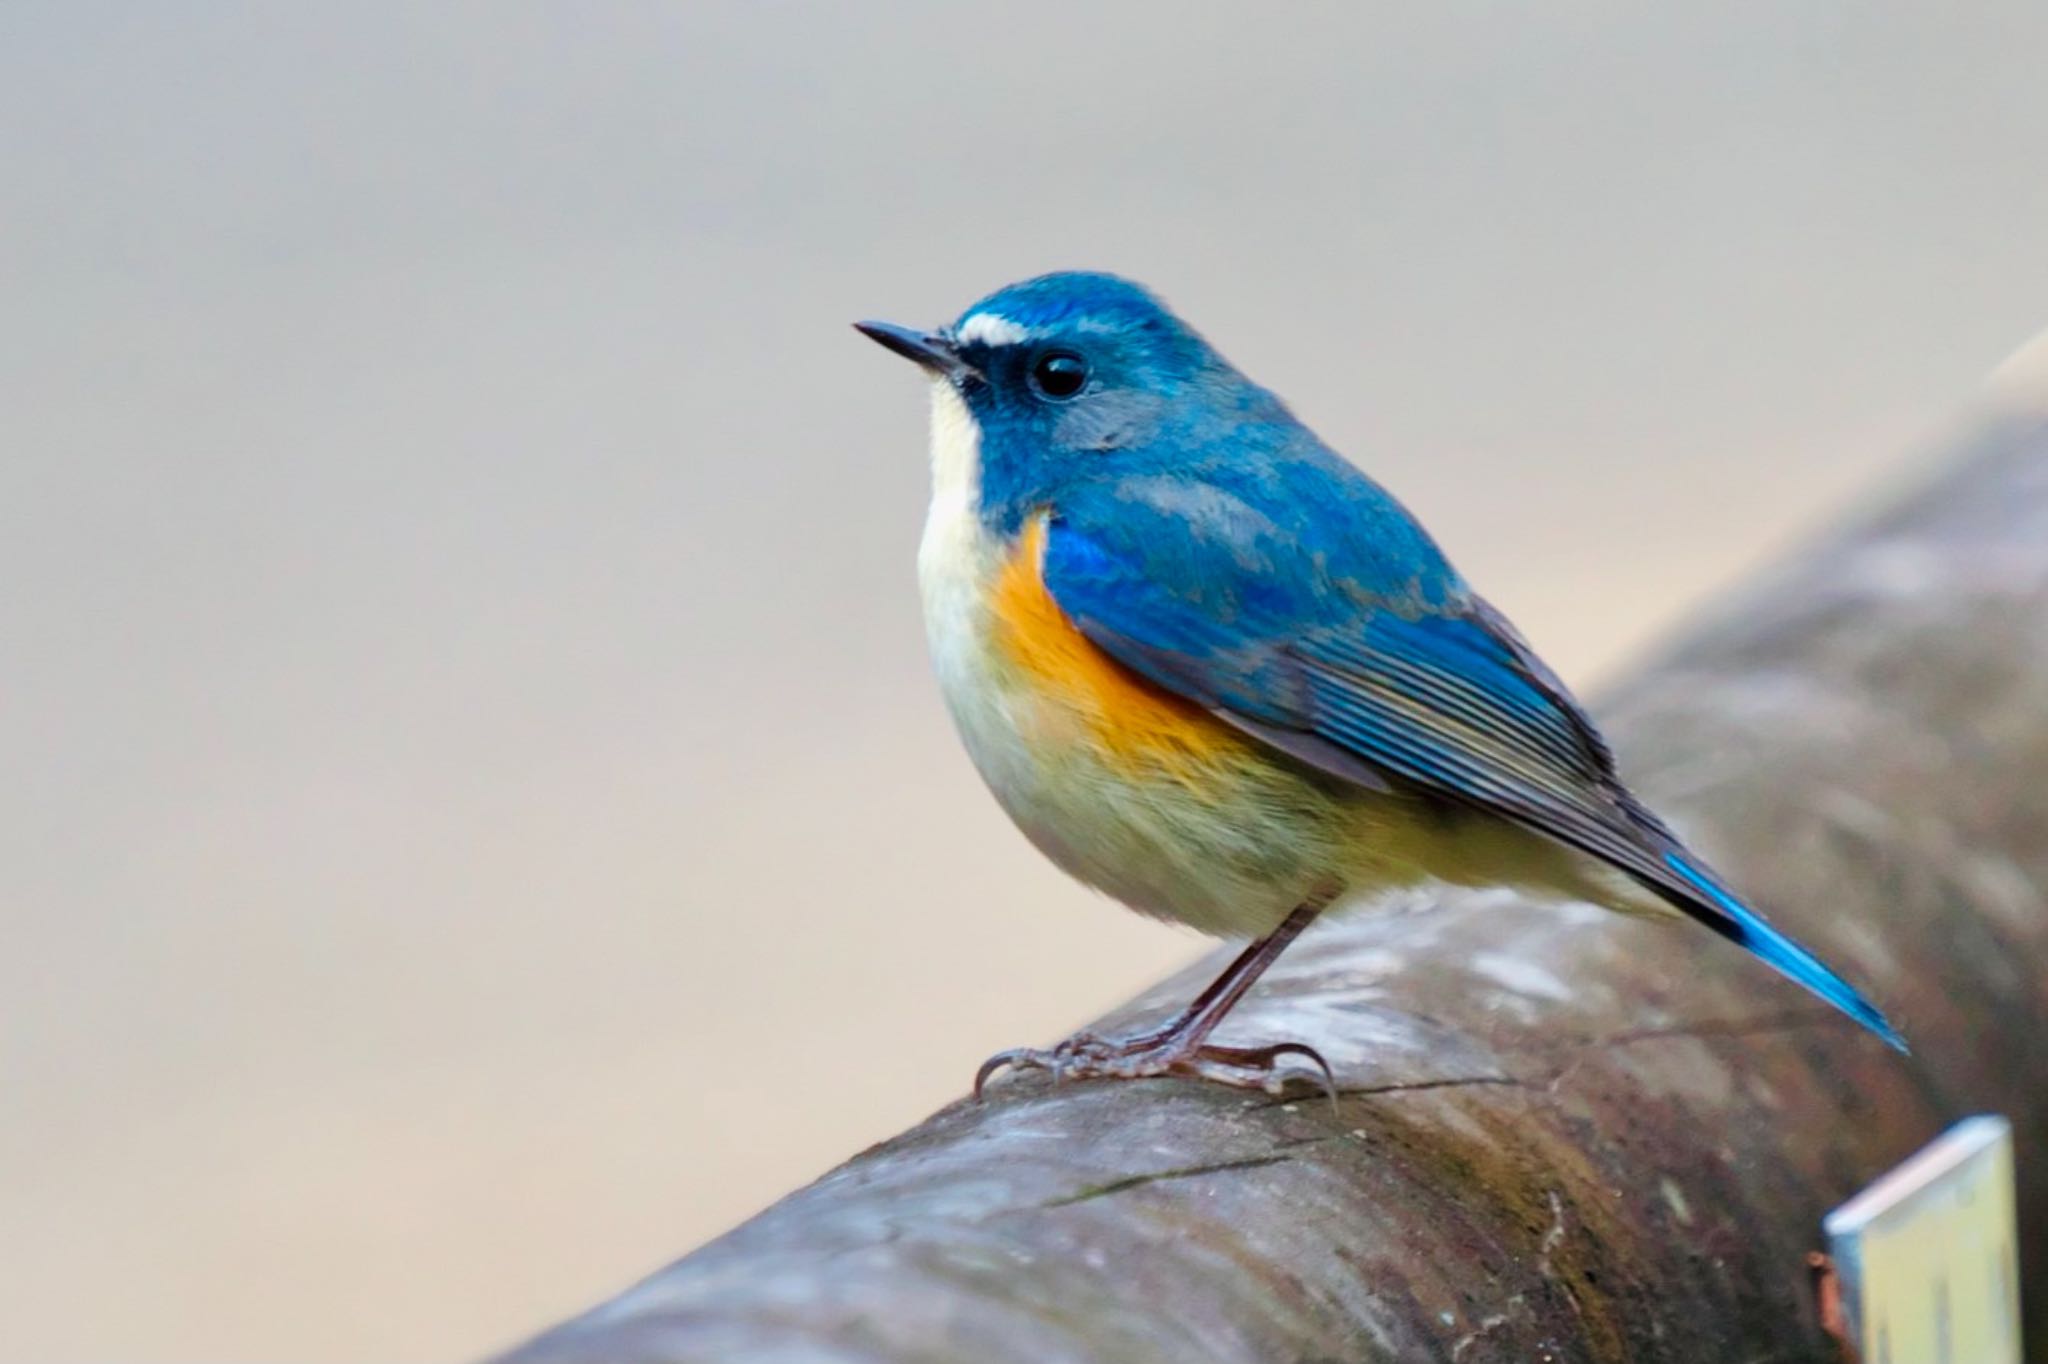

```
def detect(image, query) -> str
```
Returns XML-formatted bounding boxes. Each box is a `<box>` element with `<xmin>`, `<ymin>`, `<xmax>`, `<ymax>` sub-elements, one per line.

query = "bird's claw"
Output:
<box><xmin>972</xmin><ymin>1031</ymin><xmax>1118</xmax><ymax>1097</ymax></box>
<box><xmin>974</xmin><ymin>1030</ymin><xmax>1336</xmax><ymax>1101</ymax></box>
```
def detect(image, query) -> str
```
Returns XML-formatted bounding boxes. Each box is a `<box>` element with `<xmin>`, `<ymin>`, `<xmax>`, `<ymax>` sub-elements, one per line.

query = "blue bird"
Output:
<box><xmin>855</xmin><ymin>272</ymin><xmax>1906</xmax><ymax>1093</ymax></box>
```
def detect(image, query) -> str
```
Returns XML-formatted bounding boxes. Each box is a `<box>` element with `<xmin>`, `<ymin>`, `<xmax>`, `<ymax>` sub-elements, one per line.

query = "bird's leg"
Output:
<box><xmin>975</xmin><ymin>892</ymin><xmax>1336</xmax><ymax>1097</ymax></box>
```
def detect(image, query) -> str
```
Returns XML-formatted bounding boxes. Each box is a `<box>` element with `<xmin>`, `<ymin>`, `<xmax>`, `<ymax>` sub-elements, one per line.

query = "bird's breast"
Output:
<box><xmin>914</xmin><ymin>378</ymin><xmax>1233</xmax><ymax>778</ymax></box>
<box><xmin>924</xmin><ymin>505</ymin><xmax>1245</xmax><ymax>781</ymax></box>
<box><xmin>920</xmin><ymin>494</ymin><xmax>1332</xmax><ymax>932</ymax></box>
<box><xmin>914</xmin><ymin>383</ymin><xmax>1362</xmax><ymax>934</ymax></box>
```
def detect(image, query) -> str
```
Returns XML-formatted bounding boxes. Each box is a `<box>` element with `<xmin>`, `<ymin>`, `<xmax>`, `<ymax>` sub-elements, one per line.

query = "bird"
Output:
<box><xmin>854</xmin><ymin>271</ymin><xmax>1906</xmax><ymax>1095</ymax></box>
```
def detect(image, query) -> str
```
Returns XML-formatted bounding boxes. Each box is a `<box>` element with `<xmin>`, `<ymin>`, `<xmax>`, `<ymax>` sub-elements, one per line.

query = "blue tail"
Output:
<box><xmin>1664</xmin><ymin>853</ymin><xmax>1909</xmax><ymax>1054</ymax></box>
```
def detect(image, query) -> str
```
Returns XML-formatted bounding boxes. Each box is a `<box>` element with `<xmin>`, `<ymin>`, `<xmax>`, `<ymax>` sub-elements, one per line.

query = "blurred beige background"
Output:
<box><xmin>5</xmin><ymin>4</ymin><xmax>2048</xmax><ymax>1360</ymax></box>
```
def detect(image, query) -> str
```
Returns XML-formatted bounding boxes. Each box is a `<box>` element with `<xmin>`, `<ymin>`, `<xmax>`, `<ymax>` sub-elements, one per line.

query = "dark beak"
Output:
<box><xmin>854</xmin><ymin>320</ymin><xmax>977</xmax><ymax>381</ymax></box>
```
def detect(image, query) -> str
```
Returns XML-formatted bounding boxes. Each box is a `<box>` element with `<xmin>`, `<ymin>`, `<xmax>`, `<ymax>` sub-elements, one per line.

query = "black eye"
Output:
<box><xmin>1029</xmin><ymin>350</ymin><xmax>1089</xmax><ymax>400</ymax></box>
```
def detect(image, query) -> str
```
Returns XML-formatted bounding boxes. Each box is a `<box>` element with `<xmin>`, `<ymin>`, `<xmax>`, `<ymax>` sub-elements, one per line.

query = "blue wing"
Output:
<box><xmin>1042</xmin><ymin>475</ymin><xmax>1906</xmax><ymax>1052</ymax></box>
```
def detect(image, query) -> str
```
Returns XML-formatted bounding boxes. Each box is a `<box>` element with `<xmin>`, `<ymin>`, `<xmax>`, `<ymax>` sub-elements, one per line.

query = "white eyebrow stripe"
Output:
<box><xmin>955</xmin><ymin>312</ymin><xmax>1031</xmax><ymax>347</ymax></box>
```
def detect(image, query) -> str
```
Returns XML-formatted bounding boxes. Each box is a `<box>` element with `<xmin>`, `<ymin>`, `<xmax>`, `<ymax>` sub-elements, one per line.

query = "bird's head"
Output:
<box><xmin>858</xmin><ymin>272</ymin><xmax>1277</xmax><ymax>532</ymax></box>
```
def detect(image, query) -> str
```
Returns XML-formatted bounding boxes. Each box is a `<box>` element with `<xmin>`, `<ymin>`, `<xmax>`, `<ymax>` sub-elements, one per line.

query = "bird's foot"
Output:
<box><xmin>974</xmin><ymin>1029</ymin><xmax>1334</xmax><ymax>1099</ymax></box>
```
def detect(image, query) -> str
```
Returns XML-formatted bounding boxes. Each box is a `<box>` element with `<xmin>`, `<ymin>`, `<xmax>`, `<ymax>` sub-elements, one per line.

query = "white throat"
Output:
<box><xmin>924</xmin><ymin>378</ymin><xmax>982</xmax><ymax>512</ymax></box>
<box><xmin>916</xmin><ymin>379</ymin><xmax>1000</xmax><ymax>691</ymax></box>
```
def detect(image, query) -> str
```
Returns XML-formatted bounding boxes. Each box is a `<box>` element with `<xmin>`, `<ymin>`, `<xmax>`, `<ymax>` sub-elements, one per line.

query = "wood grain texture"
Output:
<box><xmin>494</xmin><ymin>392</ymin><xmax>2048</xmax><ymax>1364</ymax></box>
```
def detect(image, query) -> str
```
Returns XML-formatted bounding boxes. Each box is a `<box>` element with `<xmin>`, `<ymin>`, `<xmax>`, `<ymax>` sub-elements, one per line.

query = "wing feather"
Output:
<box><xmin>1042</xmin><ymin>509</ymin><xmax>1699</xmax><ymax>906</ymax></box>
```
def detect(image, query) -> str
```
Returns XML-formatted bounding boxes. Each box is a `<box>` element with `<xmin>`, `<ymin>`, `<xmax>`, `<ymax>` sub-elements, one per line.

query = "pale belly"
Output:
<box><xmin>931</xmin><ymin>637</ymin><xmax>1362</xmax><ymax>936</ymax></box>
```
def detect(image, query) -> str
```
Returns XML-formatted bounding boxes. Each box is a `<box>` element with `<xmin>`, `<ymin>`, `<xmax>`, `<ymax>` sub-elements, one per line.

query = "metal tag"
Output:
<box><xmin>1823</xmin><ymin>1115</ymin><xmax>2022</xmax><ymax>1364</ymax></box>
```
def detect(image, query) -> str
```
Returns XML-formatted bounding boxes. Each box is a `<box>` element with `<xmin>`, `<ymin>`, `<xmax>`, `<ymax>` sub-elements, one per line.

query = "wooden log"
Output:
<box><xmin>495</xmin><ymin>365</ymin><xmax>2048</xmax><ymax>1364</ymax></box>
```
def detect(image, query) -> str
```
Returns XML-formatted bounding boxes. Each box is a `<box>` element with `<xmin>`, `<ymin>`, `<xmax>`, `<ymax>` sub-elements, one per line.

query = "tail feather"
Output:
<box><xmin>1662</xmin><ymin>852</ymin><xmax>1908</xmax><ymax>1054</ymax></box>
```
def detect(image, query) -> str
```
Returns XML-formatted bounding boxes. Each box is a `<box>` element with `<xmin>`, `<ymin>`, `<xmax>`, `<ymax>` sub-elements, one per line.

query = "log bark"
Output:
<box><xmin>496</xmin><ymin>376</ymin><xmax>2048</xmax><ymax>1364</ymax></box>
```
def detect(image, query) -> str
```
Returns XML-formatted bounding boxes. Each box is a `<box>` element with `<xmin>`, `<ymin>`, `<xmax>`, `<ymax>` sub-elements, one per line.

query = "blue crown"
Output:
<box><xmin>954</xmin><ymin>271</ymin><xmax>1175</xmax><ymax>337</ymax></box>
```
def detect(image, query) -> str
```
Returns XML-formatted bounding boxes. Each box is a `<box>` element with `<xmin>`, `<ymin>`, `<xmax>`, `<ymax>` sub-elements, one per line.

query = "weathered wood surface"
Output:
<box><xmin>497</xmin><ymin>379</ymin><xmax>2048</xmax><ymax>1364</ymax></box>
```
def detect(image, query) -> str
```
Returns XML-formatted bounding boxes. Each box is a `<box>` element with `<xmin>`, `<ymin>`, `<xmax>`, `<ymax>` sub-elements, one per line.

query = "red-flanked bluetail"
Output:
<box><xmin>856</xmin><ymin>272</ymin><xmax>1906</xmax><ymax>1095</ymax></box>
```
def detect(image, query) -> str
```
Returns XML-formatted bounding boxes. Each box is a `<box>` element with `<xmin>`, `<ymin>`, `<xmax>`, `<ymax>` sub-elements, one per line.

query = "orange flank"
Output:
<box><xmin>990</xmin><ymin>514</ymin><xmax>1247</xmax><ymax>775</ymax></box>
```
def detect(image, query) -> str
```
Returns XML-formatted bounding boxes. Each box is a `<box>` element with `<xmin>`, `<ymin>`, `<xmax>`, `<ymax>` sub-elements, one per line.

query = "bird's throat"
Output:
<box><xmin>926</xmin><ymin>378</ymin><xmax>982</xmax><ymax>514</ymax></box>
